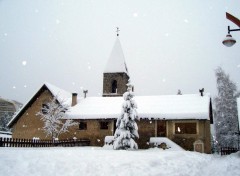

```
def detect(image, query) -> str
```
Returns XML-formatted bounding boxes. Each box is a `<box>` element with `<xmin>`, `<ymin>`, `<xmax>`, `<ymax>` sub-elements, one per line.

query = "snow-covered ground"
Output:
<box><xmin>0</xmin><ymin>147</ymin><xmax>239</xmax><ymax>176</ymax></box>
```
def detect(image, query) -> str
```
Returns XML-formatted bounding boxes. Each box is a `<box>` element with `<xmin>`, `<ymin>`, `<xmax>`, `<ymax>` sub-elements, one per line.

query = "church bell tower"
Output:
<box><xmin>102</xmin><ymin>28</ymin><xmax>129</xmax><ymax>97</ymax></box>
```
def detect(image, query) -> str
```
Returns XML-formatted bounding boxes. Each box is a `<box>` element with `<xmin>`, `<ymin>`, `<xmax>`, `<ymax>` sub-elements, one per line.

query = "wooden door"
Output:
<box><xmin>157</xmin><ymin>120</ymin><xmax>166</xmax><ymax>137</ymax></box>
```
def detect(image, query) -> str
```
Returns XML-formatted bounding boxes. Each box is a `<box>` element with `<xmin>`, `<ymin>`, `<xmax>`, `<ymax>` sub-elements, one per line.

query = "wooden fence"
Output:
<box><xmin>0</xmin><ymin>137</ymin><xmax>90</xmax><ymax>147</ymax></box>
<box><xmin>220</xmin><ymin>147</ymin><xmax>239</xmax><ymax>155</ymax></box>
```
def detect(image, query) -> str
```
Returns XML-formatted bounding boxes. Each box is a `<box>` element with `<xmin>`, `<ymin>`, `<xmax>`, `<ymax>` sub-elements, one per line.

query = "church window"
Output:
<box><xmin>41</xmin><ymin>104</ymin><xmax>49</xmax><ymax>114</ymax></box>
<box><xmin>111</xmin><ymin>80</ymin><xmax>117</xmax><ymax>93</ymax></box>
<box><xmin>79</xmin><ymin>122</ymin><xmax>87</xmax><ymax>130</ymax></box>
<box><xmin>100</xmin><ymin>121</ymin><xmax>109</xmax><ymax>130</ymax></box>
<box><xmin>175</xmin><ymin>123</ymin><xmax>197</xmax><ymax>134</ymax></box>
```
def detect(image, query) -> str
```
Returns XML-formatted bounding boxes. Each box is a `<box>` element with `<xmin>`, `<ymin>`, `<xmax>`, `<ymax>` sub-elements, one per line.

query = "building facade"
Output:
<box><xmin>8</xmin><ymin>36</ymin><xmax>213</xmax><ymax>153</ymax></box>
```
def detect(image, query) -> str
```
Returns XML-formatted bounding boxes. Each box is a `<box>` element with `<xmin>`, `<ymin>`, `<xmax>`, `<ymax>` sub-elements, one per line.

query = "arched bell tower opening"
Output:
<box><xmin>111</xmin><ymin>80</ymin><xmax>117</xmax><ymax>93</ymax></box>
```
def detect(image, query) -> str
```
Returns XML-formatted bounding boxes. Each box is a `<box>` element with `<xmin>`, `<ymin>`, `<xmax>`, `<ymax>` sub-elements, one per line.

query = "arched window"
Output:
<box><xmin>111</xmin><ymin>80</ymin><xmax>117</xmax><ymax>93</ymax></box>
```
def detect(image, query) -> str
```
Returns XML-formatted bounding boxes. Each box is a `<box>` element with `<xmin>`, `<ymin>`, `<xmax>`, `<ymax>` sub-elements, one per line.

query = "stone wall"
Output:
<box><xmin>12</xmin><ymin>90</ymin><xmax>52</xmax><ymax>139</ymax></box>
<box><xmin>61</xmin><ymin>119</ymin><xmax>114</xmax><ymax>146</ymax></box>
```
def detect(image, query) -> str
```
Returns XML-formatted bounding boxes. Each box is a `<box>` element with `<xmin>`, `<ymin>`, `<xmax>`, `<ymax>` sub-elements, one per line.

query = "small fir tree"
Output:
<box><xmin>214</xmin><ymin>67</ymin><xmax>240</xmax><ymax>147</ymax></box>
<box><xmin>37</xmin><ymin>96</ymin><xmax>77</xmax><ymax>139</ymax></box>
<box><xmin>113</xmin><ymin>81</ymin><xmax>139</xmax><ymax>150</ymax></box>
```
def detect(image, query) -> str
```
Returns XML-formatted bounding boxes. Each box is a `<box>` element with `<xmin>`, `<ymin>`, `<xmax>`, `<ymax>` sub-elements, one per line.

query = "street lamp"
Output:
<box><xmin>222</xmin><ymin>12</ymin><xmax>240</xmax><ymax>47</ymax></box>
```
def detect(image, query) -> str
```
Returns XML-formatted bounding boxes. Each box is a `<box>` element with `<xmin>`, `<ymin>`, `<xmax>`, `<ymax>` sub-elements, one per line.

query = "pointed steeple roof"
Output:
<box><xmin>104</xmin><ymin>37</ymin><xmax>128</xmax><ymax>74</ymax></box>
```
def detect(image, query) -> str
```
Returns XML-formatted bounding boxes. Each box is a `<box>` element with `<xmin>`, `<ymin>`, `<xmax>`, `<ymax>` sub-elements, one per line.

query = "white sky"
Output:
<box><xmin>0</xmin><ymin>0</ymin><xmax>240</xmax><ymax>103</ymax></box>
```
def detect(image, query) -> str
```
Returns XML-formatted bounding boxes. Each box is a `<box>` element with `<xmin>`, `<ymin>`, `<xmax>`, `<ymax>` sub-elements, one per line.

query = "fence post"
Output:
<box><xmin>0</xmin><ymin>137</ymin><xmax>2</xmax><ymax>147</ymax></box>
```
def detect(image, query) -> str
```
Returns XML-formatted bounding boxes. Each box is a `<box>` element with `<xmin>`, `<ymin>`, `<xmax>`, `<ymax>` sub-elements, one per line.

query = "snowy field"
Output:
<box><xmin>0</xmin><ymin>147</ymin><xmax>239</xmax><ymax>176</ymax></box>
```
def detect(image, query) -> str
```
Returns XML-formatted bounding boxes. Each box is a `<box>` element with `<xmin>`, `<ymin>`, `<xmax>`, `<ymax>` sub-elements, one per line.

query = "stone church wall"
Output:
<box><xmin>103</xmin><ymin>73</ymin><xmax>129</xmax><ymax>97</ymax></box>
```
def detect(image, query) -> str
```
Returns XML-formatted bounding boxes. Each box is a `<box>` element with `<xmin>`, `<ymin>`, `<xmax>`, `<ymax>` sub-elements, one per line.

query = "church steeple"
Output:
<box><xmin>104</xmin><ymin>36</ymin><xmax>128</xmax><ymax>75</ymax></box>
<box><xmin>102</xmin><ymin>31</ymin><xmax>130</xmax><ymax>97</ymax></box>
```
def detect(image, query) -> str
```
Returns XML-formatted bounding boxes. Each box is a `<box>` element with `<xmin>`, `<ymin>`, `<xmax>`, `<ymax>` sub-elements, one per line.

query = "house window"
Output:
<box><xmin>175</xmin><ymin>123</ymin><xmax>197</xmax><ymax>134</ymax></box>
<box><xmin>79</xmin><ymin>122</ymin><xmax>87</xmax><ymax>130</ymax></box>
<box><xmin>41</xmin><ymin>104</ymin><xmax>49</xmax><ymax>114</ymax></box>
<box><xmin>100</xmin><ymin>121</ymin><xmax>109</xmax><ymax>130</ymax></box>
<box><xmin>111</xmin><ymin>80</ymin><xmax>117</xmax><ymax>93</ymax></box>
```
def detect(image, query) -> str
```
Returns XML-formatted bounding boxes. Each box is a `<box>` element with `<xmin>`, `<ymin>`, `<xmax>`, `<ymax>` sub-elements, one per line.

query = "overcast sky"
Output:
<box><xmin>0</xmin><ymin>0</ymin><xmax>240</xmax><ymax>104</ymax></box>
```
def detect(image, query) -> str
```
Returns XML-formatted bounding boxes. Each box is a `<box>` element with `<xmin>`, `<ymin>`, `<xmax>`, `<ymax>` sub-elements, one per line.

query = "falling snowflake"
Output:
<box><xmin>162</xmin><ymin>78</ymin><xmax>166</xmax><ymax>82</ymax></box>
<box><xmin>4</xmin><ymin>33</ymin><xmax>8</xmax><ymax>36</ymax></box>
<box><xmin>87</xmin><ymin>62</ymin><xmax>91</xmax><ymax>70</ymax></box>
<box><xmin>184</xmin><ymin>19</ymin><xmax>189</xmax><ymax>23</ymax></box>
<box><xmin>165</xmin><ymin>33</ymin><xmax>169</xmax><ymax>37</ymax></box>
<box><xmin>56</xmin><ymin>19</ymin><xmax>61</xmax><ymax>24</ymax></box>
<box><xmin>133</xmin><ymin>13</ymin><xmax>138</xmax><ymax>17</ymax></box>
<box><xmin>72</xmin><ymin>82</ymin><xmax>76</xmax><ymax>86</ymax></box>
<box><xmin>80</xmin><ymin>86</ymin><xmax>83</xmax><ymax>90</ymax></box>
<box><xmin>13</xmin><ymin>86</ymin><xmax>16</xmax><ymax>89</ymax></box>
<box><xmin>22</xmin><ymin>61</ymin><xmax>27</xmax><ymax>66</ymax></box>
<box><xmin>237</xmin><ymin>64</ymin><xmax>240</xmax><ymax>68</ymax></box>
<box><xmin>24</xmin><ymin>85</ymin><xmax>27</xmax><ymax>88</ymax></box>
<box><xmin>35</xmin><ymin>9</ymin><xmax>39</xmax><ymax>13</ymax></box>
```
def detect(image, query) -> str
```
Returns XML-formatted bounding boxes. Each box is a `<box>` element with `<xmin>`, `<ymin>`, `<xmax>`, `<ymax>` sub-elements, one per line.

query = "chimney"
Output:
<box><xmin>199</xmin><ymin>88</ymin><xmax>204</xmax><ymax>97</ymax></box>
<box><xmin>71</xmin><ymin>93</ymin><xmax>78</xmax><ymax>106</ymax></box>
<box><xmin>83</xmin><ymin>90</ymin><xmax>88</xmax><ymax>99</ymax></box>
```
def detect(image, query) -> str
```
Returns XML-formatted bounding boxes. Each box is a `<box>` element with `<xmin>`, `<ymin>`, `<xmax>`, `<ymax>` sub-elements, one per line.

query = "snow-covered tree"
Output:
<box><xmin>37</xmin><ymin>96</ymin><xmax>77</xmax><ymax>139</ymax></box>
<box><xmin>113</xmin><ymin>81</ymin><xmax>139</xmax><ymax>150</ymax></box>
<box><xmin>0</xmin><ymin>112</ymin><xmax>13</xmax><ymax>132</ymax></box>
<box><xmin>214</xmin><ymin>67</ymin><xmax>240</xmax><ymax>147</ymax></box>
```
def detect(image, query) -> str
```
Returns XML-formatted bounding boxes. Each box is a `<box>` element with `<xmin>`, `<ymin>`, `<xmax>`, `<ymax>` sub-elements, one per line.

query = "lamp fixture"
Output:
<box><xmin>223</xmin><ymin>12</ymin><xmax>240</xmax><ymax>47</ymax></box>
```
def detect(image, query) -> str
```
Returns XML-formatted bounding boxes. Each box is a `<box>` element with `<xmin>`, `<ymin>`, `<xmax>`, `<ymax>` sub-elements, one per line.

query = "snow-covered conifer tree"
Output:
<box><xmin>37</xmin><ymin>96</ymin><xmax>77</xmax><ymax>139</ymax></box>
<box><xmin>214</xmin><ymin>67</ymin><xmax>240</xmax><ymax>147</ymax></box>
<box><xmin>113</xmin><ymin>81</ymin><xmax>139</xmax><ymax>150</ymax></box>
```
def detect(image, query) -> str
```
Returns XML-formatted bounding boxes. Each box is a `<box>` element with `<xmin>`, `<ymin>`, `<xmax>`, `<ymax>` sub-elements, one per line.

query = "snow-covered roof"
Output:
<box><xmin>67</xmin><ymin>94</ymin><xmax>211</xmax><ymax>120</ymax></box>
<box><xmin>104</xmin><ymin>37</ymin><xmax>128</xmax><ymax>74</ymax></box>
<box><xmin>8</xmin><ymin>81</ymin><xmax>212</xmax><ymax>127</ymax></box>
<box><xmin>44</xmin><ymin>82</ymin><xmax>72</xmax><ymax>106</ymax></box>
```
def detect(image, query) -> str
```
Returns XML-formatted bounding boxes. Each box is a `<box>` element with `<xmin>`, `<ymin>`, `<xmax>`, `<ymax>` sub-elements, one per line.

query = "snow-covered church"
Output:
<box><xmin>8</xmin><ymin>35</ymin><xmax>213</xmax><ymax>153</ymax></box>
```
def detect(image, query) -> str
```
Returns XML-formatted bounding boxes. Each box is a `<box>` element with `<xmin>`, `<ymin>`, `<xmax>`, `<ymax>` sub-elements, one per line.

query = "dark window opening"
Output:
<box><xmin>79</xmin><ymin>122</ymin><xmax>87</xmax><ymax>130</ymax></box>
<box><xmin>100</xmin><ymin>121</ymin><xmax>109</xmax><ymax>130</ymax></box>
<box><xmin>111</xmin><ymin>80</ymin><xmax>117</xmax><ymax>93</ymax></box>
<box><xmin>42</xmin><ymin>104</ymin><xmax>49</xmax><ymax>114</ymax></box>
<box><xmin>175</xmin><ymin>123</ymin><xmax>197</xmax><ymax>134</ymax></box>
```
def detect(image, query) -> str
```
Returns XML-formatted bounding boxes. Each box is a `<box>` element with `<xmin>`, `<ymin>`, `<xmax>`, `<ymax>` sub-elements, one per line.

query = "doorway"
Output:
<box><xmin>157</xmin><ymin>120</ymin><xmax>166</xmax><ymax>137</ymax></box>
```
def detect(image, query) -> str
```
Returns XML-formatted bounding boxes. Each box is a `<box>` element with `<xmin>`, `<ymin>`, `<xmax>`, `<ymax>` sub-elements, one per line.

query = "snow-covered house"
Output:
<box><xmin>8</xmin><ymin>36</ymin><xmax>213</xmax><ymax>153</ymax></box>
